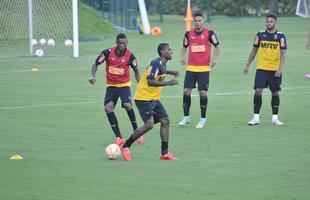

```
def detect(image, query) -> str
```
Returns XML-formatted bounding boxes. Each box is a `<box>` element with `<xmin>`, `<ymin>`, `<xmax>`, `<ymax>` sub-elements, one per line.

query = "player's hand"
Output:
<box><xmin>211</xmin><ymin>61</ymin><xmax>216</xmax><ymax>68</ymax></box>
<box><xmin>243</xmin><ymin>66</ymin><xmax>249</xmax><ymax>75</ymax></box>
<box><xmin>89</xmin><ymin>76</ymin><xmax>96</xmax><ymax>85</ymax></box>
<box><xmin>181</xmin><ymin>57</ymin><xmax>186</xmax><ymax>65</ymax></box>
<box><xmin>168</xmin><ymin>79</ymin><xmax>178</xmax><ymax>86</ymax></box>
<box><xmin>274</xmin><ymin>70</ymin><xmax>282</xmax><ymax>77</ymax></box>
<box><xmin>171</xmin><ymin>70</ymin><xmax>179</xmax><ymax>78</ymax></box>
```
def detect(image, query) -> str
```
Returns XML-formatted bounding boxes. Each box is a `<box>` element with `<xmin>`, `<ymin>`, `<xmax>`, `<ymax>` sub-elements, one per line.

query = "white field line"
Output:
<box><xmin>0</xmin><ymin>86</ymin><xmax>309</xmax><ymax>110</ymax></box>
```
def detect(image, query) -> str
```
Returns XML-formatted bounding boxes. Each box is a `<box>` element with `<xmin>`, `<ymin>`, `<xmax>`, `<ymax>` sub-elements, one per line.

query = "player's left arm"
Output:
<box><xmin>129</xmin><ymin>54</ymin><xmax>140</xmax><ymax>83</ymax></box>
<box><xmin>209</xmin><ymin>30</ymin><xmax>221</xmax><ymax>68</ymax></box>
<box><xmin>275</xmin><ymin>49</ymin><xmax>286</xmax><ymax>77</ymax></box>
<box><xmin>275</xmin><ymin>35</ymin><xmax>287</xmax><ymax>77</ymax></box>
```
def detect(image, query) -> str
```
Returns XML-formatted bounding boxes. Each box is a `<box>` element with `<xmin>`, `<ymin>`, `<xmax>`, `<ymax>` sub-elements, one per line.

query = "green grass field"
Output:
<box><xmin>1</xmin><ymin>15</ymin><xmax>310</xmax><ymax>200</ymax></box>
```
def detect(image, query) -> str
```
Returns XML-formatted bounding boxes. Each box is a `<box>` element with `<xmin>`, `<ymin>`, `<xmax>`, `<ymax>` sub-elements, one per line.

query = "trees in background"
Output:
<box><xmin>145</xmin><ymin>0</ymin><xmax>296</xmax><ymax>16</ymax></box>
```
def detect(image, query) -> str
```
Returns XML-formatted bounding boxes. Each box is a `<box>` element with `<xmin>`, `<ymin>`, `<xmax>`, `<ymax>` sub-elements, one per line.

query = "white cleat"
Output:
<box><xmin>272</xmin><ymin>119</ymin><xmax>283</xmax><ymax>125</ymax></box>
<box><xmin>178</xmin><ymin>117</ymin><xmax>190</xmax><ymax>126</ymax></box>
<box><xmin>248</xmin><ymin>118</ymin><xmax>260</xmax><ymax>125</ymax></box>
<box><xmin>195</xmin><ymin>118</ymin><xmax>206</xmax><ymax>128</ymax></box>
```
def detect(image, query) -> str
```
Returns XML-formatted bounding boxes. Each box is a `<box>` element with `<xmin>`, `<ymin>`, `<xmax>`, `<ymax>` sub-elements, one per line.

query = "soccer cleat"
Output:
<box><xmin>120</xmin><ymin>146</ymin><xmax>132</xmax><ymax>161</ymax></box>
<box><xmin>272</xmin><ymin>119</ymin><xmax>284</xmax><ymax>125</ymax></box>
<box><xmin>160</xmin><ymin>152</ymin><xmax>177</xmax><ymax>160</ymax></box>
<box><xmin>305</xmin><ymin>73</ymin><xmax>310</xmax><ymax>79</ymax></box>
<box><xmin>136</xmin><ymin>136</ymin><xmax>144</xmax><ymax>144</ymax></box>
<box><xmin>114</xmin><ymin>137</ymin><xmax>125</xmax><ymax>147</ymax></box>
<box><xmin>248</xmin><ymin>118</ymin><xmax>260</xmax><ymax>125</ymax></box>
<box><xmin>195</xmin><ymin>118</ymin><xmax>206</xmax><ymax>128</ymax></box>
<box><xmin>178</xmin><ymin>117</ymin><xmax>190</xmax><ymax>126</ymax></box>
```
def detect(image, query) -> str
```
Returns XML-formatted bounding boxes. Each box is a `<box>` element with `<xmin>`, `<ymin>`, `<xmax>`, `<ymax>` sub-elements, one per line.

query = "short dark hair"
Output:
<box><xmin>266</xmin><ymin>13</ymin><xmax>277</xmax><ymax>21</ymax></box>
<box><xmin>193</xmin><ymin>11</ymin><xmax>204</xmax><ymax>18</ymax></box>
<box><xmin>116</xmin><ymin>33</ymin><xmax>127</xmax><ymax>41</ymax></box>
<box><xmin>157</xmin><ymin>43</ymin><xmax>169</xmax><ymax>56</ymax></box>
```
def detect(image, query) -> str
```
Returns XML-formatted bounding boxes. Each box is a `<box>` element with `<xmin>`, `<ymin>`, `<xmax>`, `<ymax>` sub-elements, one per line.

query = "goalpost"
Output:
<box><xmin>0</xmin><ymin>0</ymin><xmax>79</xmax><ymax>58</ymax></box>
<box><xmin>296</xmin><ymin>0</ymin><xmax>310</xmax><ymax>17</ymax></box>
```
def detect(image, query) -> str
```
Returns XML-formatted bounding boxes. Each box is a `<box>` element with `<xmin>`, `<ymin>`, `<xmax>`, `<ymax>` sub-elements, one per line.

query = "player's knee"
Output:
<box><xmin>255</xmin><ymin>89</ymin><xmax>263</xmax><ymax>96</ymax></box>
<box><xmin>199</xmin><ymin>90</ymin><xmax>207</xmax><ymax>97</ymax></box>
<box><xmin>161</xmin><ymin>118</ymin><xmax>170</xmax><ymax>127</ymax></box>
<box><xmin>104</xmin><ymin>104</ymin><xmax>114</xmax><ymax>113</ymax></box>
<box><xmin>145</xmin><ymin>120</ymin><xmax>154</xmax><ymax>130</ymax></box>
<box><xmin>123</xmin><ymin>103</ymin><xmax>132</xmax><ymax>111</ymax></box>
<box><xmin>183</xmin><ymin>88</ymin><xmax>191</xmax><ymax>96</ymax></box>
<box><xmin>272</xmin><ymin>91</ymin><xmax>279</xmax><ymax>96</ymax></box>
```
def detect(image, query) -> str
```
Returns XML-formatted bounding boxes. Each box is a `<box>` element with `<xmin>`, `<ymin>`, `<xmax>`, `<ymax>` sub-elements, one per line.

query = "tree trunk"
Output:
<box><xmin>268</xmin><ymin>0</ymin><xmax>278</xmax><ymax>14</ymax></box>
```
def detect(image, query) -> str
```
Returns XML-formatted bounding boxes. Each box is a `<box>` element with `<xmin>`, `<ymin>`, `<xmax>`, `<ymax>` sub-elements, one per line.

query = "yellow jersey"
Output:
<box><xmin>134</xmin><ymin>58</ymin><xmax>166</xmax><ymax>101</ymax></box>
<box><xmin>253</xmin><ymin>30</ymin><xmax>287</xmax><ymax>71</ymax></box>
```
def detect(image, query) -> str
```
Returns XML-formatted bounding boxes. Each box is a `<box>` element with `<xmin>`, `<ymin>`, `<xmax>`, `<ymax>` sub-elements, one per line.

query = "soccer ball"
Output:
<box><xmin>32</xmin><ymin>39</ymin><xmax>38</xmax><ymax>46</ymax></box>
<box><xmin>105</xmin><ymin>144</ymin><xmax>121</xmax><ymax>160</ymax></box>
<box><xmin>39</xmin><ymin>38</ymin><xmax>46</xmax><ymax>46</ymax></box>
<box><xmin>47</xmin><ymin>39</ymin><xmax>55</xmax><ymax>47</ymax></box>
<box><xmin>64</xmin><ymin>39</ymin><xmax>73</xmax><ymax>47</ymax></box>
<box><xmin>35</xmin><ymin>49</ymin><xmax>44</xmax><ymax>57</ymax></box>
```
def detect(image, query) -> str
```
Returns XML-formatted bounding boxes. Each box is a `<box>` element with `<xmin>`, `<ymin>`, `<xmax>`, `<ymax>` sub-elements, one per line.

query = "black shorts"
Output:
<box><xmin>104</xmin><ymin>86</ymin><xmax>132</xmax><ymax>106</ymax></box>
<box><xmin>134</xmin><ymin>100</ymin><xmax>168</xmax><ymax>123</ymax></box>
<box><xmin>183</xmin><ymin>71</ymin><xmax>209</xmax><ymax>90</ymax></box>
<box><xmin>254</xmin><ymin>69</ymin><xmax>282</xmax><ymax>92</ymax></box>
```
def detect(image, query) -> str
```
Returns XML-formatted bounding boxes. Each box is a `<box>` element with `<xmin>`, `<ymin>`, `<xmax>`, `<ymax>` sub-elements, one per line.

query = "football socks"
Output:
<box><xmin>106</xmin><ymin>112</ymin><xmax>122</xmax><ymax>138</ymax></box>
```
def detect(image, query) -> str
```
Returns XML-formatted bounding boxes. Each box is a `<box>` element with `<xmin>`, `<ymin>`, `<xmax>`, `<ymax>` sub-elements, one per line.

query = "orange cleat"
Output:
<box><xmin>120</xmin><ymin>146</ymin><xmax>132</xmax><ymax>161</ymax></box>
<box><xmin>136</xmin><ymin>136</ymin><xmax>144</xmax><ymax>144</ymax></box>
<box><xmin>159</xmin><ymin>152</ymin><xmax>177</xmax><ymax>160</ymax></box>
<box><xmin>114</xmin><ymin>137</ymin><xmax>125</xmax><ymax>147</ymax></box>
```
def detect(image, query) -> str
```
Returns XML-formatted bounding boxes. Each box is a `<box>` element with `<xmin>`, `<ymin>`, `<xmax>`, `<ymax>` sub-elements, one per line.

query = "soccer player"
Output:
<box><xmin>243</xmin><ymin>13</ymin><xmax>287</xmax><ymax>125</ymax></box>
<box><xmin>178</xmin><ymin>11</ymin><xmax>221</xmax><ymax>129</ymax></box>
<box><xmin>305</xmin><ymin>30</ymin><xmax>310</xmax><ymax>78</ymax></box>
<box><xmin>120</xmin><ymin>43</ymin><xmax>179</xmax><ymax>161</ymax></box>
<box><xmin>89</xmin><ymin>33</ymin><xmax>143</xmax><ymax>145</ymax></box>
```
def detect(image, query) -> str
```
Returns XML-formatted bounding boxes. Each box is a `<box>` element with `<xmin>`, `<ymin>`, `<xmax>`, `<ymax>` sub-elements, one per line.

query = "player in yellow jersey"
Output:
<box><xmin>244</xmin><ymin>13</ymin><xmax>287</xmax><ymax>125</ymax></box>
<box><xmin>120</xmin><ymin>43</ymin><xmax>179</xmax><ymax>161</ymax></box>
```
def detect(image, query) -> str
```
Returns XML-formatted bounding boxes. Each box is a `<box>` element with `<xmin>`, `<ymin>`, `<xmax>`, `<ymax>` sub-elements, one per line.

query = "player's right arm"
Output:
<box><xmin>181</xmin><ymin>32</ymin><xmax>189</xmax><ymax>65</ymax></box>
<box><xmin>244</xmin><ymin>33</ymin><xmax>259</xmax><ymax>75</ymax></box>
<box><xmin>89</xmin><ymin>63</ymin><xmax>98</xmax><ymax>85</ymax></box>
<box><xmin>89</xmin><ymin>49</ymin><xmax>110</xmax><ymax>85</ymax></box>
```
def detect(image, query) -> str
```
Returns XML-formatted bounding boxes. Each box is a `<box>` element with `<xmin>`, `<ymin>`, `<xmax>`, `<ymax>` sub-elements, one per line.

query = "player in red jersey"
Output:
<box><xmin>89</xmin><ymin>33</ymin><xmax>143</xmax><ymax>145</ymax></box>
<box><xmin>179</xmin><ymin>11</ymin><xmax>221</xmax><ymax>128</ymax></box>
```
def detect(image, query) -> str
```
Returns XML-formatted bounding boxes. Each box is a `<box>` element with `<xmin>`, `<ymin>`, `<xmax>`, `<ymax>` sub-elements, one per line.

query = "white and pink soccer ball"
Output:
<box><xmin>105</xmin><ymin>144</ymin><xmax>121</xmax><ymax>160</ymax></box>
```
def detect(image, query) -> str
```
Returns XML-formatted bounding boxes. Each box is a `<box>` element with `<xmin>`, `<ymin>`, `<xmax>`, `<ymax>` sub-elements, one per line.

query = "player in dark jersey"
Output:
<box><xmin>120</xmin><ymin>43</ymin><xmax>179</xmax><ymax>161</ymax></box>
<box><xmin>89</xmin><ymin>33</ymin><xmax>143</xmax><ymax>145</ymax></box>
<box><xmin>178</xmin><ymin>11</ymin><xmax>221</xmax><ymax>129</ymax></box>
<box><xmin>243</xmin><ymin>13</ymin><xmax>287</xmax><ymax>125</ymax></box>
